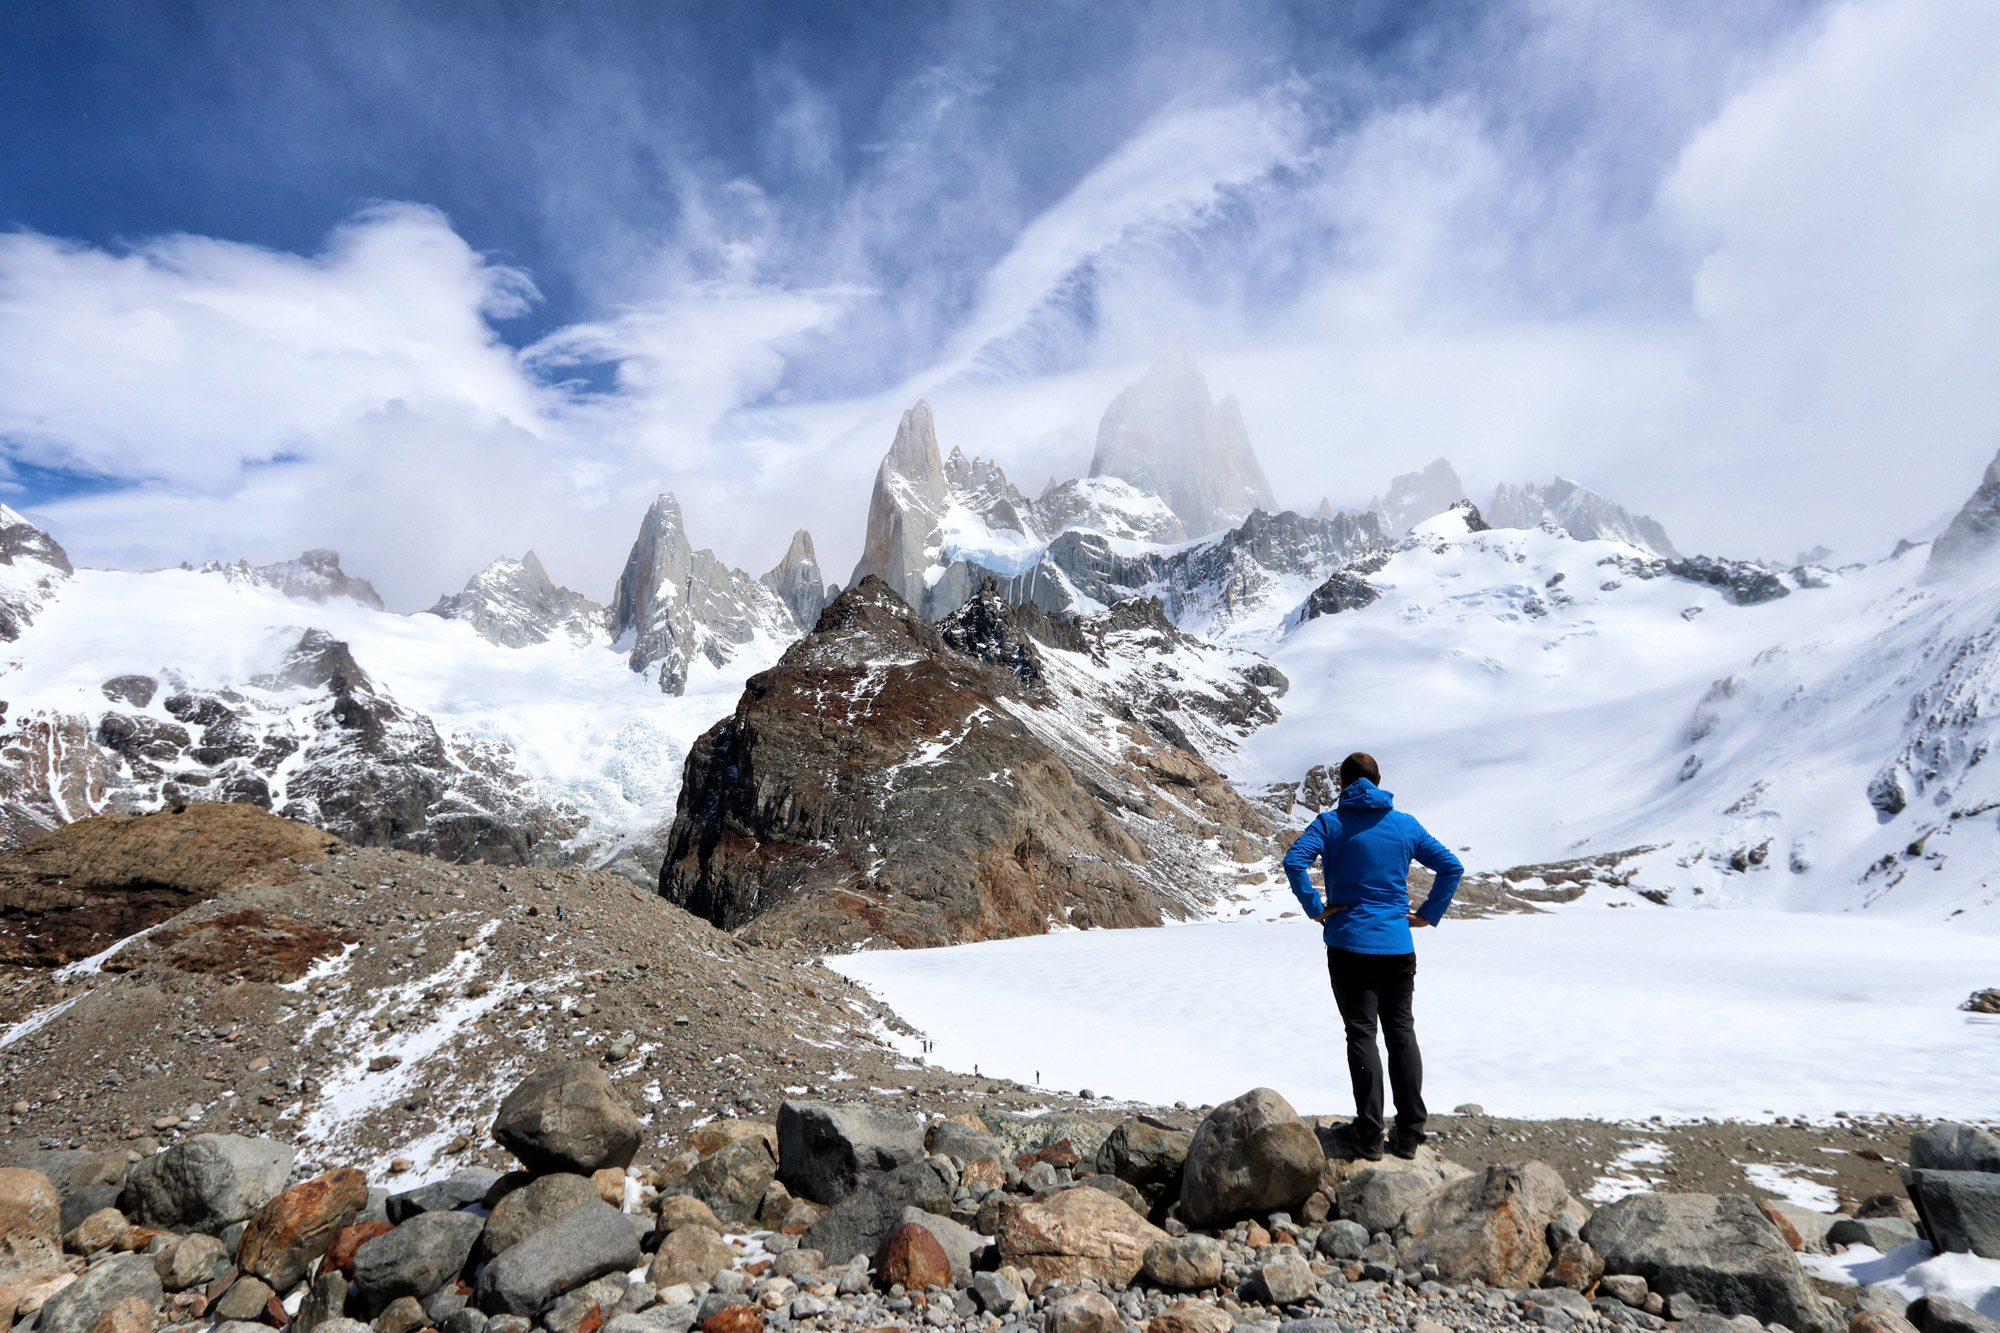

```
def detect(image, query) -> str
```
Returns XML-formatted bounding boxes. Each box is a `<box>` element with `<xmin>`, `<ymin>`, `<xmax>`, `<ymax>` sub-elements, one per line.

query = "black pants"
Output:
<box><xmin>1326</xmin><ymin>947</ymin><xmax>1425</xmax><ymax>1142</ymax></box>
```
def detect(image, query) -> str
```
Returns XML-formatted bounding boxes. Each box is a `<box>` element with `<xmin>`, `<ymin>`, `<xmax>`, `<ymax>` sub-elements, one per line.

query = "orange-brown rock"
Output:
<box><xmin>1758</xmin><ymin>1200</ymin><xmax>1805</xmax><ymax>1251</ymax></box>
<box><xmin>1146</xmin><ymin>1302</ymin><xmax>1234</xmax><ymax>1333</ymax></box>
<box><xmin>0</xmin><ymin>1166</ymin><xmax>64</xmax><ymax>1309</ymax></box>
<box><xmin>997</xmin><ymin>1186</ymin><xmax>1168</xmax><ymax>1285</ymax></box>
<box><xmin>689</xmin><ymin>1122</ymin><xmax>777</xmax><ymax>1159</ymax></box>
<box><xmin>1543</xmin><ymin>1240</ymin><xmax>1604</xmax><ymax>1292</ymax></box>
<box><xmin>323</xmin><ymin>1220</ymin><xmax>394</xmax><ymax>1275</ymax></box>
<box><xmin>62</xmin><ymin>1208</ymin><xmax>129</xmax><ymax>1255</ymax></box>
<box><xmin>239</xmin><ymin>1168</ymin><xmax>369</xmax><ymax>1291</ymax></box>
<box><xmin>1400</xmin><ymin>1161</ymin><xmax>1569</xmax><ymax>1288</ymax></box>
<box><xmin>591</xmin><ymin>1169</ymin><xmax>626</xmax><ymax>1207</ymax></box>
<box><xmin>960</xmin><ymin>1158</ymin><xmax>1007</xmax><ymax>1192</ymax></box>
<box><xmin>700</xmin><ymin>1303</ymin><xmax>764</xmax><ymax>1333</ymax></box>
<box><xmin>873</xmin><ymin>1223</ymin><xmax>952</xmax><ymax>1293</ymax></box>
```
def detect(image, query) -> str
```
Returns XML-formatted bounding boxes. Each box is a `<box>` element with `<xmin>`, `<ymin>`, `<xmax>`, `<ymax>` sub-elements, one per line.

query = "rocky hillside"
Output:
<box><xmin>659</xmin><ymin>578</ymin><xmax>1281</xmax><ymax>949</ymax></box>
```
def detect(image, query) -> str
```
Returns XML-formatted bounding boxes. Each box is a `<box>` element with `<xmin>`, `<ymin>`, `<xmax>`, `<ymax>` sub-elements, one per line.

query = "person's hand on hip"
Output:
<box><xmin>1406</xmin><ymin>912</ymin><xmax>1432</xmax><ymax>928</ymax></box>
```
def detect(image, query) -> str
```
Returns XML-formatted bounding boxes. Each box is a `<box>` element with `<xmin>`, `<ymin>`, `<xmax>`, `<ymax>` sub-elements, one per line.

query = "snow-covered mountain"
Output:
<box><xmin>1089</xmin><ymin>351</ymin><xmax>1276</xmax><ymax>537</ymax></box>
<box><xmin>1370</xmin><ymin>459</ymin><xmax>1468</xmax><ymax>535</ymax></box>
<box><xmin>1488</xmin><ymin>476</ymin><xmax>1679</xmax><ymax>557</ymax></box>
<box><xmin>429</xmin><ymin>550</ymin><xmax>607</xmax><ymax>647</ymax></box>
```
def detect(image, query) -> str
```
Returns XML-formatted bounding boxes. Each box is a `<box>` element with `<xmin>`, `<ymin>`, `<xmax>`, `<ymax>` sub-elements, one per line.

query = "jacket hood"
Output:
<box><xmin>1339</xmin><ymin>778</ymin><xmax>1395</xmax><ymax>810</ymax></box>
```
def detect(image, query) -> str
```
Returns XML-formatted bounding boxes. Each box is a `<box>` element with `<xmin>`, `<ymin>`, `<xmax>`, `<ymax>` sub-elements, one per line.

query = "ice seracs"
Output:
<box><xmin>610</xmin><ymin>492</ymin><xmax>799</xmax><ymax>695</ymax></box>
<box><xmin>1089</xmin><ymin>351</ymin><xmax>1276</xmax><ymax>537</ymax></box>
<box><xmin>428</xmin><ymin>551</ymin><xmax>607</xmax><ymax>648</ymax></box>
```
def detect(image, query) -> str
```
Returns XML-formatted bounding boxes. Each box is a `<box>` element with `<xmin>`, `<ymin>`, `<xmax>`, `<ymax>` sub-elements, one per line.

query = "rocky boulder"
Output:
<box><xmin>1908</xmin><ymin>1297</ymin><xmax>2000</xmax><ymax>1333</ymax></box>
<box><xmin>777</xmin><ymin>1102</ymin><xmax>926</xmax><ymax>1206</ymax></box>
<box><xmin>0</xmin><ymin>1167</ymin><xmax>64</xmax><ymax>1313</ymax></box>
<box><xmin>647</xmin><ymin>1225</ymin><xmax>734</xmax><ymax>1289</ymax></box>
<box><xmin>117</xmin><ymin>1134</ymin><xmax>293</xmax><ymax>1234</ymax></box>
<box><xmin>386</xmin><ymin>1169</ymin><xmax>501</xmax><ymax>1223</ymax></box>
<box><xmin>1096</xmin><ymin>1118</ymin><xmax>1193</xmax><ymax>1213</ymax></box>
<box><xmin>1583</xmin><ymin>1192</ymin><xmax>1838</xmax><ymax>1333</ymax></box>
<box><xmin>492</xmin><ymin>1063</ymin><xmax>641</xmax><ymax>1176</ymax></box>
<box><xmin>1908</xmin><ymin>1170</ymin><xmax>2000</xmax><ymax>1259</ymax></box>
<box><xmin>477</xmin><ymin>1173</ymin><xmax>599</xmax><ymax>1265</ymax></box>
<box><xmin>1179</xmin><ymin>1089</ymin><xmax>1323</xmax><ymax>1227</ymax></box>
<box><xmin>1141</xmin><ymin>1235</ymin><xmax>1225</xmax><ymax>1290</ymax></box>
<box><xmin>238</xmin><ymin>1167</ymin><xmax>368</xmax><ymax>1292</ymax></box>
<box><xmin>476</xmin><ymin>1199</ymin><xmax>640</xmax><ymax>1318</ymax></box>
<box><xmin>1398</xmin><ymin>1162</ymin><xmax>1568</xmax><ymax>1287</ymax></box>
<box><xmin>1910</xmin><ymin>1125</ymin><xmax>2000</xmax><ymax>1175</ymax></box>
<box><xmin>873</xmin><ymin>1223</ymin><xmax>952</xmax><ymax>1293</ymax></box>
<box><xmin>352</xmin><ymin>1210</ymin><xmax>484</xmax><ymax>1317</ymax></box>
<box><xmin>997</xmin><ymin>1184</ymin><xmax>1167</xmax><ymax>1285</ymax></box>
<box><xmin>36</xmin><ymin>1253</ymin><xmax>160</xmax><ymax>1333</ymax></box>
<box><xmin>682</xmin><ymin>1137</ymin><xmax>776</xmax><ymax>1223</ymax></box>
<box><xmin>1336</xmin><ymin>1153</ymin><xmax>1469</xmax><ymax>1235</ymax></box>
<box><xmin>802</xmin><ymin>1158</ymin><xmax>955</xmax><ymax>1265</ymax></box>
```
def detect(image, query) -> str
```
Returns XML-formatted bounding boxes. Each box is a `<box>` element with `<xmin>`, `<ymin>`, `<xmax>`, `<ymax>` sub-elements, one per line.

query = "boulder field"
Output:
<box><xmin>1</xmin><ymin>1074</ymin><xmax>1994</xmax><ymax>1333</ymax></box>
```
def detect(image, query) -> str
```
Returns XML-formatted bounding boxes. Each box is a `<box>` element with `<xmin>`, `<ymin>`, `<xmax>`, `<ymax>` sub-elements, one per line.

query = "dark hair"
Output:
<box><xmin>1338</xmin><ymin>752</ymin><xmax>1381</xmax><ymax>789</ymax></box>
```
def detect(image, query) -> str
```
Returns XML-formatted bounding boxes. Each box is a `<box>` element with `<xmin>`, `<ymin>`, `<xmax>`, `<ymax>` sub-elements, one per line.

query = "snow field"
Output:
<box><xmin>831</xmin><ymin>907</ymin><xmax>2000</xmax><ymax>1122</ymax></box>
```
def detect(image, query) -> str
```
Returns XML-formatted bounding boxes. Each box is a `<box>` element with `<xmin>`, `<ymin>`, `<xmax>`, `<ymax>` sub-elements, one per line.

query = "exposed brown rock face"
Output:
<box><xmin>0</xmin><ymin>803</ymin><xmax>338</xmax><ymax>966</ymax></box>
<box><xmin>660</xmin><ymin>577</ymin><xmax>1279</xmax><ymax>949</ymax></box>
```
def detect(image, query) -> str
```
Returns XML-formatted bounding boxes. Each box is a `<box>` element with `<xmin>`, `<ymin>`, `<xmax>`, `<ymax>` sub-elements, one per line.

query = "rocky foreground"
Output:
<box><xmin>0</xmin><ymin>1069</ymin><xmax>1996</xmax><ymax>1333</ymax></box>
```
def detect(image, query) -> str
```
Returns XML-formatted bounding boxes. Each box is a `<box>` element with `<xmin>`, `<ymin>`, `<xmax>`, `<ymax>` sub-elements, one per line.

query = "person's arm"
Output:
<box><xmin>1410</xmin><ymin>826</ymin><xmax>1464</xmax><ymax>927</ymax></box>
<box><xmin>1283</xmin><ymin>816</ymin><xmax>1329</xmax><ymax>919</ymax></box>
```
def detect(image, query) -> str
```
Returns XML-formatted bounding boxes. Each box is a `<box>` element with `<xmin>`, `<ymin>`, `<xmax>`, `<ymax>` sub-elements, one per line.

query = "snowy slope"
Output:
<box><xmin>0</xmin><ymin>565</ymin><xmax>775</xmax><ymax>874</ymax></box>
<box><xmin>1242</xmin><ymin>508</ymin><xmax>2000</xmax><ymax>926</ymax></box>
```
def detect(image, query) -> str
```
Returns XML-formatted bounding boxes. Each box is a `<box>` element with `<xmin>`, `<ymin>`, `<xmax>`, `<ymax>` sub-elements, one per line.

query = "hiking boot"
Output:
<box><xmin>1329</xmin><ymin>1124</ymin><xmax>1384</xmax><ymax>1161</ymax></box>
<box><xmin>1389</xmin><ymin>1125</ymin><xmax>1428</xmax><ymax>1159</ymax></box>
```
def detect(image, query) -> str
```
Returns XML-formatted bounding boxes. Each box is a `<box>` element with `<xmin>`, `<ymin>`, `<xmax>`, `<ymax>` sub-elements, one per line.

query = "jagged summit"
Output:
<box><xmin>760</xmin><ymin>528</ymin><xmax>834</xmax><ymax>630</ymax></box>
<box><xmin>200</xmin><ymin>548</ymin><xmax>385</xmax><ymax>609</ymax></box>
<box><xmin>1487</xmin><ymin>477</ymin><xmax>1678</xmax><ymax>557</ymax></box>
<box><xmin>1924</xmin><ymin>448</ymin><xmax>2000</xmax><ymax>580</ymax></box>
<box><xmin>428</xmin><ymin>550</ymin><xmax>607</xmax><ymax>648</ymax></box>
<box><xmin>1370</xmin><ymin>459</ymin><xmax>1468</xmax><ymax>534</ymax></box>
<box><xmin>1089</xmin><ymin>352</ymin><xmax>1276</xmax><ymax>537</ymax></box>
<box><xmin>610</xmin><ymin>493</ymin><xmax>798</xmax><ymax>695</ymax></box>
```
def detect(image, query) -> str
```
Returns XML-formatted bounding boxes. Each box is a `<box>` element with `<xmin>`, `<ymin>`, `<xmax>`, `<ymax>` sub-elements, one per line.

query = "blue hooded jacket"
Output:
<box><xmin>1283</xmin><ymin>779</ymin><xmax>1464</xmax><ymax>954</ymax></box>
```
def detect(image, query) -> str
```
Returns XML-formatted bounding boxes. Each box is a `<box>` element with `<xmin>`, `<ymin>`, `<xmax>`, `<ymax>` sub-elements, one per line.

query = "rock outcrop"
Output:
<box><xmin>1926</xmin><ymin>448</ymin><xmax>2000</xmax><ymax>579</ymax></box>
<box><xmin>1089</xmin><ymin>353</ymin><xmax>1275</xmax><ymax>538</ymax></box>
<box><xmin>0</xmin><ymin>504</ymin><xmax>72</xmax><ymax>642</ymax></box>
<box><xmin>202</xmin><ymin>549</ymin><xmax>385</xmax><ymax>610</ymax></box>
<box><xmin>428</xmin><ymin>552</ymin><xmax>607</xmax><ymax>648</ymax></box>
<box><xmin>1370</xmin><ymin>460</ymin><xmax>1467</xmax><ymax>535</ymax></box>
<box><xmin>609</xmin><ymin>493</ymin><xmax>801</xmax><ymax>695</ymax></box>
<box><xmin>760</xmin><ymin>530</ymin><xmax>834</xmax><ymax>633</ymax></box>
<box><xmin>1487</xmin><ymin>478</ymin><xmax>1679</xmax><ymax>557</ymax></box>
<box><xmin>658</xmin><ymin>578</ymin><xmax>1278</xmax><ymax>949</ymax></box>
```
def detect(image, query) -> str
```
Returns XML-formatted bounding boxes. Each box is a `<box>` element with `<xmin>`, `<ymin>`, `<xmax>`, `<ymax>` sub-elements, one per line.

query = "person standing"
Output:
<box><xmin>1283</xmin><ymin>752</ymin><xmax>1463</xmax><ymax>1160</ymax></box>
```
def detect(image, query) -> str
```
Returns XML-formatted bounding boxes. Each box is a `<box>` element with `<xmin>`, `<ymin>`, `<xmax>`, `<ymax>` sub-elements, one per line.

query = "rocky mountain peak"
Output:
<box><xmin>884</xmin><ymin>400</ymin><xmax>948</xmax><ymax>502</ymax></box>
<box><xmin>1924</xmin><ymin>449</ymin><xmax>2000</xmax><ymax>580</ymax></box>
<box><xmin>429</xmin><ymin>550</ymin><xmax>607</xmax><ymax>648</ymax></box>
<box><xmin>760</xmin><ymin>529</ymin><xmax>834</xmax><ymax>631</ymax></box>
<box><xmin>1487</xmin><ymin>477</ymin><xmax>1678</xmax><ymax>557</ymax></box>
<box><xmin>1370</xmin><ymin>459</ymin><xmax>1467</xmax><ymax>535</ymax></box>
<box><xmin>1089</xmin><ymin>352</ymin><xmax>1277</xmax><ymax>537</ymax></box>
<box><xmin>610</xmin><ymin>493</ymin><xmax>798</xmax><ymax>694</ymax></box>
<box><xmin>0</xmin><ymin>505</ymin><xmax>72</xmax><ymax>641</ymax></box>
<box><xmin>202</xmin><ymin>549</ymin><xmax>385</xmax><ymax>609</ymax></box>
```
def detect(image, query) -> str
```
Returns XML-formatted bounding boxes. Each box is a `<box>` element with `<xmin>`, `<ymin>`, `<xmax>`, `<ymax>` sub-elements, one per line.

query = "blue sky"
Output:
<box><xmin>2</xmin><ymin>0</ymin><xmax>1995</xmax><ymax>607</ymax></box>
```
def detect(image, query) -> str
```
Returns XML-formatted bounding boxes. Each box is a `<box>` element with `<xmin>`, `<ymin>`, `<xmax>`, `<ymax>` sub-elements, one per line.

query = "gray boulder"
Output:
<box><xmin>1827</xmin><ymin>1217</ymin><xmax>1920</xmax><ymax>1250</ymax></box>
<box><xmin>606</xmin><ymin>1307</ymin><xmax>698</xmax><ymax>1333</ymax></box>
<box><xmin>492</xmin><ymin>1063</ymin><xmax>641</xmax><ymax>1176</ymax></box>
<box><xmin>1908</xmin><ymin>1297</ymin><xmax>2000</xmax><ymax>1333</ymax></box>
<box><xmin>1399</xmin><ymin>1161</ymin><xmax>1569</xmax><ymax>1288</ymax></box>
<box><xmin>1095</xmin><ymin>1118</ymin><xmax>1193</xmax><ymax>1209</ymax></box>
<box><xmin>776</xmin><ymin>1101</ymin><xmax>925</xmax><ymax>1205</ymax></box>
<box><xmin>985</xmin><ymin>1111</ymin><xmax>1115</xmax><ymax>1165</ymax></box>
<box><xmin>1908</xmin><ymin>1170</ymin><xmax>2000</xmax><ymax>1259</ymax></box>
<box><xmin>118</xmin><ymin>1134</ymin><xmax>294</xmax><ymax>1233</ymax></box>
<box><xmin>925</xmin><ymin>1120</ymin><xmax>1008</xmax><ymax>1165</ymax></box>
<box><xmin>1337</xmin><ymin>1158</ymin><xmax>1460</xmax><ymax>1235</ymax></box>
<box><xmin>388</xmin><ymin>1168</ymin><xmax>504</xmax><ymax>1223</ymax></box>
<box><xmin>60</xmin><ymin>1184</ymin><xmax>123</xmax><ymax>1236</ymax></box>
<box><xmin>1315</xmin><ymin>1219</ymin><xmax>1368</xmax><ymax>1260</ymax></box>
<box><xmin>37</xmin><ymin>1252</ymin><xmax>162</xmax><ymax>1333</ymax></box>
<box><xmin>353</xmin><ymin>1209</ymin><xmax>485</xmax><ymax>1316</ymax></box>
<box><xmin>1254</xmin><ymin>1249</ymin><xmax>1314</xmax><ymax>1305</ymax></box>
<box><xmin>801</xmin><ymin>1158</ymin><xmax>954</xmax><ymax>1263</ymax></box>
<box><xmin>1141</xmin><ymin>1234</ymin><xmax>1225</xmax><ymax>1289</ymax></box>
<box><xmin>476</xmin><ymin>1198</ymin><xmax>642</xmax><ymax>1317</ymax></box>
<box><xmin>477</xmin><ymin>1172</ymin><xmax>599</xmax><ymax>1264</ymax></box>
<box><xmin>1178</xmin><ymin>1088</ymin><xmax>1324</xmax><ymax>1227</ymax></box>
<box><xmin>1910</xmin><ymin>1125</ymin><xmax>2000</xmax><ymax>1175</ymax></box>
<box><xmin>13</xmin><ymin>1150</ymin><xmax>126</xmax><ymax>1200</ymax></box>
<box><xmin>1582</xmin><ymin>1192</ymin><xmax>1838</xmax><ymax>1333</ymax></box>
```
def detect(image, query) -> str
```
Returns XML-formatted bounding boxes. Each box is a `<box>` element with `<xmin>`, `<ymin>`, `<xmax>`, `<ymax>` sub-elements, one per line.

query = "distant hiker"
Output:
<box><xmin>556</xmin><ymin>905</ymin><xmax>565</xmax><ymax>922</ymax></box>
<box><xmin>1283</xmin><ymin>751</ymin><xmax>1462</xmax><ymax>1161</ymax></box>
